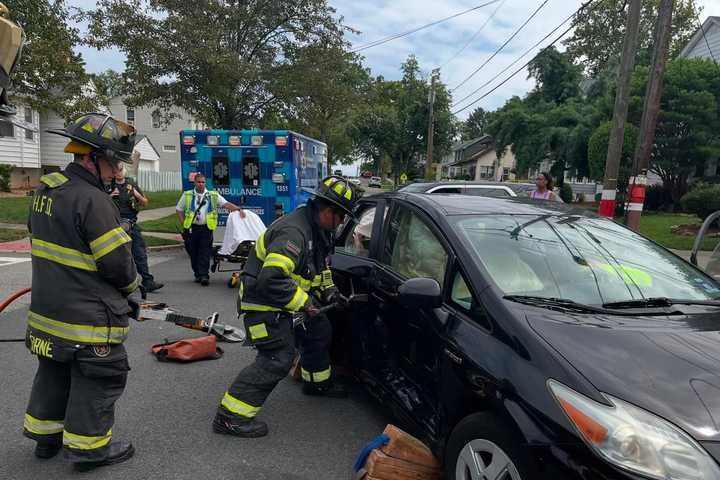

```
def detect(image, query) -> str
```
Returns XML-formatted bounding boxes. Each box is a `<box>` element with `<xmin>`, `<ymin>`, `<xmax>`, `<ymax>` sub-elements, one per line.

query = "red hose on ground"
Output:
<box><xmin>0</xmin><ymin>287</ymin><xmax>31</xmax><ymax>314</ymax></box>
<box><xmin>0</xmin><ymin>287</ymin><xmax>31</xmax><ymax>342</ymax></box>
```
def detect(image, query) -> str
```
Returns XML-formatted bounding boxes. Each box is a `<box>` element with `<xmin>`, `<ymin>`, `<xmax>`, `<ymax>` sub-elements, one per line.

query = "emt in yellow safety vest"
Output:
<box><xmin>175</xmin><ymin>173</ymin><xmax>244</xmax><ymax>285</ymax></box>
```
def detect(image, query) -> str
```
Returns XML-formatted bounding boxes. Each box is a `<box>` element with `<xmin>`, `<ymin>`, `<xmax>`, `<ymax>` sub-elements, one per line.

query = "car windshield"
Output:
<box><xmin>454</xmin><ymin>215</ymin><xmax>720</xmax><ymax>304</ymax></box>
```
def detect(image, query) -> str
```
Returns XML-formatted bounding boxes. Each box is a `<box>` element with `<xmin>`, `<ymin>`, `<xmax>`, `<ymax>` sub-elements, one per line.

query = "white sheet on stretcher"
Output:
<box><xmin>219</xmin><ymin>210</ymin><xmax>266</xmax><ymax>255</ymax></box>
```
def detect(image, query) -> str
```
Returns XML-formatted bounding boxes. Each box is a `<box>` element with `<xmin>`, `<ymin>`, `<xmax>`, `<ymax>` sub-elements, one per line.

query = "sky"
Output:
<box><xmin>68</xmin><ymin>0</ymin><xmax>720</xmax><ymax>122</ymax></box>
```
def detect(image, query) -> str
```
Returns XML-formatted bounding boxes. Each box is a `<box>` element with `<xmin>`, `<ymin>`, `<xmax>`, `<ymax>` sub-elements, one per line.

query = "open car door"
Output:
<box><xmin>690</xmin><ymin>211</ymin><xmax>720</xmax><ymax>281</ymax></box>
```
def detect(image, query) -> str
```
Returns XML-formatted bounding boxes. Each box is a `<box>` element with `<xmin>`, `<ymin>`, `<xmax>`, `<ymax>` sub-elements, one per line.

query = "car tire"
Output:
<box><xmin>444</xmin><ymin>412</ymin><xmax>530</xmax><ymax>480</ymax></box>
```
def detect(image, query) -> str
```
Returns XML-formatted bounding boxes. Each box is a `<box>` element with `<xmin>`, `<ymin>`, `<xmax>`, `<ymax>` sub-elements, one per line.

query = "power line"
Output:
<box><xmin>452</xmin><ymin>0</ymin><xmax>595</xmax><ymax>115</ymax></box>
<box><xmin>450</xmin><ymin>0</ymin><xmax>551</xmax><ymax>92</ymax></box>
<box><xmin>438</xmin><ymin>0</ymin><xmax>509</xmax><ymax>70</ymax></box>
<box><xmin>452</xmin><ymin>4</ymin><xmax>581</xmax><ymax>108</ymax></box>
<box><xmin>350</xmin><ymin>0</ymin><xmax>502</xmax><ymax>53</ymax></box>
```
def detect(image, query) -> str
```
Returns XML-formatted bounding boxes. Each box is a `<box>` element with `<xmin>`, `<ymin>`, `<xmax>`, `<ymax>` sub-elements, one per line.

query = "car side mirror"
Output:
<box><xmin>397</xmin><ymin>278</ymin><xmax>443</xmax><ymax>309</ymax></box>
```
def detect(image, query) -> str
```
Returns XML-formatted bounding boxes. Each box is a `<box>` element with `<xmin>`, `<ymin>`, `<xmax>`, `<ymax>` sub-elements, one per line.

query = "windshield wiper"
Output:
<box><xmin>603</xmin><ymin>297</ymin><xmax>720</xmax><ymax>309</ymax></box>
<box><xmin>504</xmin><ymin>295</ymin><xmax>681</xmax><ymax>316</ymax></box>
<box><xmin>504</xmin><ymin>295</ymin><xmax>610</xmax><ymax>314</ymax></box>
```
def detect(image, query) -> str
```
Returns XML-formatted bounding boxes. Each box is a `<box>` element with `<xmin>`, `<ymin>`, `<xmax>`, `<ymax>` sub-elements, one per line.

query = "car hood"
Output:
<box><xmin>527</xmin><ymin>310</ymin><xmax>720</xmax><ymax>441</ymax></box>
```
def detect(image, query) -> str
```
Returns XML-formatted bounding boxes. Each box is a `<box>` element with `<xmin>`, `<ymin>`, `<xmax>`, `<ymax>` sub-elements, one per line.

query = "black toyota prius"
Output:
<box><xmin>328</xmin><ymin>192</ymin><xmax>720</xmax><ymax>480</ymax></box>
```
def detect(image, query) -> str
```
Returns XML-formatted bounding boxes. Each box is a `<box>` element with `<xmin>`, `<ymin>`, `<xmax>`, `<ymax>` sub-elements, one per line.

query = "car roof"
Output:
<box><xmin>374</xmin><ymin>192</ymin><xmax>593</xmax><ymax>217</ymax></box>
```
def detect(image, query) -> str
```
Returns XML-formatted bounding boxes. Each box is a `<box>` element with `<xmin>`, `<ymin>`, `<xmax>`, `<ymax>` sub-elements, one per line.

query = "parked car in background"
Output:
<box><xmin>361</xmin><ymin>171</ymin><xmax>373</xmax><ymax>178</ymax></box>
<box><xmin>330</xmin><ymin>192</ymin><xmax>720</xmax><ymax>480</ymax></box>
<box><xmin>368</xmin><ymin>176</ymin><xmax>382</xmax><ymax>188</ymax></box>
<box><xmin>348</xmin><ymin>177</ymin><xmax>362</xmax><ymax>186</ymax></box>
<box><xmin>398</xmin><ymin>181</ymin><xmax>518</xmax><ymax>198</ymax></box>
<box><xmin>334</xmin><ymin>169</ymin><xmax>343</xmax><ymax>176</ymax></box>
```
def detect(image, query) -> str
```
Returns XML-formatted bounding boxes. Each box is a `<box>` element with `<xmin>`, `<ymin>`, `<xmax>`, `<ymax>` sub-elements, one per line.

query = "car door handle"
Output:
<box><xmin>443</xmin><ymin>347</ymin><xmax>463</xmax><ymax>365</ymax></box>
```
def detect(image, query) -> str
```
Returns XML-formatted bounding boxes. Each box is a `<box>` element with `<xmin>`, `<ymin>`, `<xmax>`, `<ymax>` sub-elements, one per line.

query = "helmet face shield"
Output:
<box><xmin>46</xmin><ymin>113</ymin><xmax>138</xmax><ymax>164</ymax></box>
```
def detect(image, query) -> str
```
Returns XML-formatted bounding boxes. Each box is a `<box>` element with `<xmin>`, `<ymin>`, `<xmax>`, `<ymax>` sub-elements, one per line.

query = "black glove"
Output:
<box><xmin>128</xmin><ymin>296</ymin><xmax>141</xmax><ymax>320</ymax></box>
<box><xmin>323</xmin><ymin>288</ymin><xmax>348</xmax><ymax>308</ymax></box>
<box><xmin>304</xmin><ymin>299</ymin><xmax>320</xmax><ymax>318</ymax></box>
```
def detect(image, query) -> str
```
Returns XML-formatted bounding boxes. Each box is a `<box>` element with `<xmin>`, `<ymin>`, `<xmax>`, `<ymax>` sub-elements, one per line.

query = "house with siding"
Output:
<box><xmin>107</xmin><ymin>97</ymin><xmax>202</xmax><ymax>173</ymax></box>
<box><xmin>679</xmin><ymin>16</ymin><xmax>720</xmax><ymax>62</ymax></box>
<box><xmin>441</xmin><ymin>136</ymin><xmax>516</xmax><ymax>181</ymax></box>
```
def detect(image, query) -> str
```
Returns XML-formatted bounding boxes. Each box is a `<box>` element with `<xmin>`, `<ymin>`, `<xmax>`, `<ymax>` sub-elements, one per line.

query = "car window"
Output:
<box><xmin>451</xmin><ymin>272</ymin><xmax>472</xmax><ymax>310</ymax></box>
<box><xmin>384</xmin><ymin>207</ymin><xmax>448</xmax><ymax>287</ymax></box>
<box><xmin>465</xmin><ymin>187</ymin><xmax>510</xmax><ymax>197</ymax></box>
<box><xmin>430</xmin><ymin>187</ymin><xmax>462</xmax><ymax>194</ymax></box>
<box><xmin>337</xmin><ymin>206</ymin><xmax>377</xmax><ymax>257</ymax></box>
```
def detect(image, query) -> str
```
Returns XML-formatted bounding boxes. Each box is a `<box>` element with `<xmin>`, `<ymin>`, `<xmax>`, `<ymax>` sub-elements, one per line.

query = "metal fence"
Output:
<box><xmin>137</xmin><ymin>170</ymin><xmax>182</xmax><ymax>192</ymax></box>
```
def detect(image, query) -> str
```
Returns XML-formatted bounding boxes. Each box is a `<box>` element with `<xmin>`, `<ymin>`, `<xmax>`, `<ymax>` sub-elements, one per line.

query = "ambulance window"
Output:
<box><xmin>243</xmin><ymin>155</ymin><xmax>260</xmax><ymax>187</ymax></box>
<box><xmin>213</xmin><ymin>154</ymin><xmax>230</xmax><ymax>187</ymax></box>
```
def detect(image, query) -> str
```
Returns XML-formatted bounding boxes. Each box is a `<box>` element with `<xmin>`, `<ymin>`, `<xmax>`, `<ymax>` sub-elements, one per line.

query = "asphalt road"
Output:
<box><xmin>0</xmin><ymin>249</ymin><xmax>390</xmax><ymax>480</ymax></box>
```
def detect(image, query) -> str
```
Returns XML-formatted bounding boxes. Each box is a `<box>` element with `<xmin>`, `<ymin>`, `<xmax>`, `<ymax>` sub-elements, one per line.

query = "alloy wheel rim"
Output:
<box><xmin>455</xmin><ymin>439</ymin><xmax>522</xmax><ymax>480</ymax></box>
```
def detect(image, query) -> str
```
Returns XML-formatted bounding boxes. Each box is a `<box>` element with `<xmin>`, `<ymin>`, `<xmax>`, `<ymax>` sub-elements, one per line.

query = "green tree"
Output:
<box><xmin>565</xmin><ymin>0</ymin><xmax>701</xmax><ymax>75</ymax></box>
<box><xmin>84</xmin><ymin>0</ymin><xmax>344</xmax><ymax>128</ymax></box>
<box><xmin>460</xmin><ymin>107</ymin><xmax>487</xmax><ymax>141</ymax></box>
<box><xmin>587</xmin><ymin>121</ymin><xmax>639</xmax><ymax>189</ymax></box>
<box><xmin>637</xmin><ymin>59</ymin><xmax>720</xmax><ymax>204</ymax></box>
<box><xmin>8</xmin><ymin>0</ymin><xmax>90</xmax><ymax>117</ymax></box>
<box><xmin>349</xmin><ymin>56</ymin><xmax>455</xmax><ymax>182</ymax></box>
<box><xmin>263</xmin><ymin>42</ymin><xmax>371</xmax><ymax>165</ymax></box>
<box><xmin>488</xmin><ymin>47</ymin><xmax>596</xmax><ymax>180</ymax></box>
<box><xmin>90</xmin><ymin>69</ymin><xmax>126</xmax><ymax>109</ymax></box>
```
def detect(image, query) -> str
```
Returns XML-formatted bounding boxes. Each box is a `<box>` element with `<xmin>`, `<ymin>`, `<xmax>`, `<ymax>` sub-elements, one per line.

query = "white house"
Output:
<box><xmin>679</xmin><ymin>16</ymin><xmax>720</xmax><ymax>61</ymax></box>
<box><xmin>108</xmin><ymin>97</ymin><xmax>202</xmax><ymax>172</ymax></box>
<box><xmin>0</xmin><ymin>103</ymin><xmax>41</xmax><ymax>189</ymax></box>
<box><xmin>441</xmin><ymin>136</ymin><xmax>517</xmax><ymax>182</ymax></box>
<box><xmin>133</xmin><ymin>135</ymin><xmax>161</xmax><ymax>172</ymax></box>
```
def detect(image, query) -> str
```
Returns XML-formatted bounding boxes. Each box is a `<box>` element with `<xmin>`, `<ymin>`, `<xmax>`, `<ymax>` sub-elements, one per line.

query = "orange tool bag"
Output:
<box><xmin>151</xmin><ymin>335</ymin><xmax>223</xmax><ymax>362</ymax></box>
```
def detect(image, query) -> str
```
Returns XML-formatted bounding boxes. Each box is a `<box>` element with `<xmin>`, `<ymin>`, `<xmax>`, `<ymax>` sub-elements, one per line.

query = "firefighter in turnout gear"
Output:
<box><xmin>23</xmin><ymin>113</ymin><xmax>141</xmax><ymax>471</ymax></box>
<box><xmin>213</xmin><ymin>176</ymin><xmax>359</xmax><ymax>438</ymax></box>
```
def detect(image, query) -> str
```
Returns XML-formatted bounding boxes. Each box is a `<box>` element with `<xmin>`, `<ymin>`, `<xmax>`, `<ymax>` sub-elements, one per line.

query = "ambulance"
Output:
<box><xmin>180</xmin><ymin>129</ymin><xmax>328</xmax><ymax>226</ymax></box>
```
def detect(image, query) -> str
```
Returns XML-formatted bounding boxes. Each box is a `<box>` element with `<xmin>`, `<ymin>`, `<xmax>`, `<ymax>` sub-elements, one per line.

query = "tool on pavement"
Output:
<box><xmin>134</xmin><ymin>301</ymin><xmax>245</xmax><ymax>343</ymax></box>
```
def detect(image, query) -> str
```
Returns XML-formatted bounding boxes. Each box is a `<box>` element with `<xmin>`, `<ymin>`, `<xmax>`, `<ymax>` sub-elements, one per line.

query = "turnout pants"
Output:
<box><xmin>185</xmin><ymin>224</ymin><xmax>213</xmax><ymax>279</ymax></box>
<box><xmin>129</xmin><ymin>223</ymin><xmax>154</xmax><ymax>286</ymax></box>
<box><xmin>217</xmin><ymin>310</ymin><xmax>333</xmax><ymax>422</ymax></box>
<box><xmin>23</xmin><ymin>345</ymin><xmax>129</xmax><ymax>463</ymax></box>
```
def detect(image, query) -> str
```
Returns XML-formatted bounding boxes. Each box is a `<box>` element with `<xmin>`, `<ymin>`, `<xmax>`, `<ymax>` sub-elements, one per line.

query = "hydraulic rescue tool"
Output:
<box><xmin>133</xmin><ymin>301</ymin><xmax>245</xmax><ymax>343</ymax></box>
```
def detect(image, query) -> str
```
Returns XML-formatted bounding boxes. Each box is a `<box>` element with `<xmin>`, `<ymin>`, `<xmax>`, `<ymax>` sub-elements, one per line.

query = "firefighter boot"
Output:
<box><xmin>302</xmin><ymin>381</ymin><xmax>348</xmax><ymax>398</ymax></box>
<box><xmin>34</xmin><ymin>442</ymin><xmax>62</xmax><ymax>459</ymax></box>
<box><xmin>73</xmin><ymin>441</ymin><xmax>135</xmax><ymax>472</ymax></box>
<box><xmin>212</xmin><ymin>414</ymin><xmax>268</xmax><ymax>438</ymax></box>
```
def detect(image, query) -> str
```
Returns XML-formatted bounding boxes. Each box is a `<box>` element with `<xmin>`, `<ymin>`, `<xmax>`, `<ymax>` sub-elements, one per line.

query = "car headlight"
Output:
<box><xmin>548</xmin><ymin>380</ymin><xmax>720</xmax><ymax>480</ymax></box>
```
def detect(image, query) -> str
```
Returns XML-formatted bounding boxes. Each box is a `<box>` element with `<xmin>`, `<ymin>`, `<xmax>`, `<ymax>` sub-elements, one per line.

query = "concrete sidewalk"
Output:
<box><xmin>137</xmin><ymin>206</ymin><xmax>177</xmax><ymax>222</ymax></box>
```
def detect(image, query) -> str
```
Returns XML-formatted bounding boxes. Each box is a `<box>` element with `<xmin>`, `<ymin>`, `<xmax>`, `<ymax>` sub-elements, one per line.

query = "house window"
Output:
<box><xmin>152</xmin><ymin>111</ymin><xmax>160</xmax><ymax>129</ymax></box>
<box><xmin>24</xmin><ymin>108</ymin><xmax>33</xmax><ymax>140</ymax></box>
<box><xmin>0</xmin><ymin>120</ymin><xmax>13</xmax><ymax>137</ymax></box>
<box><xmin>163</xmin><ymin>145</ymin><xmax>177</xmax><ymax>152</ymax></box>
<box><xmin>126</xmin><ymin>108</ymin><xmax>135</xmax><ymax>126</ymax></box>
<box><xmin>479</xmin><ymin>166</ymin><xmax>493</xmax><ymax>179</ymax></box>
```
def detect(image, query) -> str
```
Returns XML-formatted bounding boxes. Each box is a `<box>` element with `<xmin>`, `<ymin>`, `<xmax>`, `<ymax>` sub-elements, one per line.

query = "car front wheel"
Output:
<box><xmin>445</xmin><ymin>413</ymin><xmax>528</xmax><ymax>480</ymax></box>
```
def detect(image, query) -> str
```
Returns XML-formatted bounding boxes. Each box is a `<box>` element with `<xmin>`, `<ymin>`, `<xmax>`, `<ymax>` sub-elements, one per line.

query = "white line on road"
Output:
<box><xmin>0</xmin><ymin>257</ymin><xmax>31</xmax><ymax>267</ymax></box>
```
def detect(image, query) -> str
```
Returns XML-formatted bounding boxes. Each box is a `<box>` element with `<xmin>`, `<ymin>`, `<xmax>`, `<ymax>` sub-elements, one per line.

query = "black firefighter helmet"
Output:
<box><xmin>46</xmin><ymin>113</ymin><xmax>138</xmax><ymax>164</ymax></box>
<box><xmin>303</xmin><ymin>175</ymin><xmax>361</xmax><ymax>218</ymax></box>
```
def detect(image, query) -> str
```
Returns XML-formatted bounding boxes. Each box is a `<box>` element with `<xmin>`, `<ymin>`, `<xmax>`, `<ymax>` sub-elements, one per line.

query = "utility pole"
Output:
<box><xmin>598</xmin><ymin>0</ymin><xmax>642</xmax><ymax>218</ymax></box>
<box><xmin>425</xmin><ymin>68</ymin><xmax>440</xmax><ymax>180</ymax></box>
<box><xmin>626</xmin><ymin>0</ymin><xmax>674</xmax><ymax>231</ymax></box>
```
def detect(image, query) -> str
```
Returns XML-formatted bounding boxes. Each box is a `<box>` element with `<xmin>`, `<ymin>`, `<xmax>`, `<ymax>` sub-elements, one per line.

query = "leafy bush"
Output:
<box><xmin>0</xmin><ymin>164</ymin><xmax>11</xmax><ymax>192</ymax></box>
<box><xmin>644</xmin><ymin>184</ymin><xmax>672</xmax><ymax>211</ymax></box>
<box><xmin>559</xmin><ymin>183</ymin><xmax>573</xmax><ymax>203</ymax></box>
<box><xmin>681</xmin><ymin>185</ymin><xmax>720</xmax><ymax>220</ymax></box>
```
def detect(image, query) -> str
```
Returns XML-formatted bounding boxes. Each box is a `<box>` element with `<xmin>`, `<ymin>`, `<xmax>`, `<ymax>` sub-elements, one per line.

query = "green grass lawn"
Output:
<box><xmin>138</xmin><ymin>214</ymin><xmax>181</xmax><ymax>233</ymax></box>
<box><xmin>142</xmin><ymin>234</ymin><xmax>181</xmax><ymax>247</ymax></box>
<box><xmin>0</xmin><ymin>197</ymin><xmax>31</xmax><ymax>224</ymax></box>
<box><xmin>0</xmin><ymin>228</ymin><xmax>28</xmax><ymax>242</ymax></box>
<box><xmin>618</xmin><ymin>213</ymin><xmax>717</xmax><ymax>251</ymax></box>
<box><xmin>144</xmin><ymin>190</ymin><xmax>182</xmax><ymax>209</ymax></box>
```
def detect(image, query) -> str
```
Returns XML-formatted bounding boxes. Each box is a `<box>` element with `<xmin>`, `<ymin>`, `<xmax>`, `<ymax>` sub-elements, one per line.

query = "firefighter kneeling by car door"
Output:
<box><xmin>213</xmin><ymin>176</ymin><xmax>359</xmax><ymax>438</ymax></box>
<box><xmin>23</xmin><ymin>113</ymin><xmax>141</xmax><ymax>471</ymax></box>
